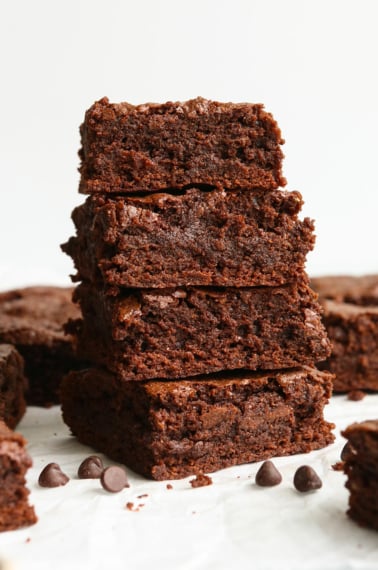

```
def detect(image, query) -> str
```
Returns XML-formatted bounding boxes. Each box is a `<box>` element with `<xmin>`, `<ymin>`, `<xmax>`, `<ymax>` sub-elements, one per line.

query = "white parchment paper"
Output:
<box><xmin>0</xmin><ymin>395</ymin><xmax>377</xmax><ymax>570</ymax></box>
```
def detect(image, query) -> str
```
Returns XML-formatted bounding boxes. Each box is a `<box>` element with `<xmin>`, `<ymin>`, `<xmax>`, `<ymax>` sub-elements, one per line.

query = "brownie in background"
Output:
<box><xmin>311</xmin><ymin>275</ymin><xmax>378</xmax><ymax>392</ymax></box>
<box><xmin>342</xmin><ymin>420</ymin><xmax>378</xmax><ymax>531</ymax></box>
<box><xmin>0</xmin><ymin>286</ymin><xmax>87</xmax><ymax>406</ymax></box>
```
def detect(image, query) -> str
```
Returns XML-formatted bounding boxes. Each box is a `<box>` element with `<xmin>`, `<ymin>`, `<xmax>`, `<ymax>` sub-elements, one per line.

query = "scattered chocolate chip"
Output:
<box><xmin>166</xmin><ymin>483</ymin><xmax>173</xmax><ymax>490</ymax></box>
<box><xmin>255</xmin><ymin>460</ymin><xmax>282</xmax><ymax>487</ymax></box>
<box><xmin>293</xmin><ymin>465</ymin><xmax>322</xmax><ymax>492</ymax></box>
<box><xmin>189</xmin><ymin>473</ymin><xmax>212</xmax><ymax>488</ymax></box>
<box><xmin>78</xmin><ymin>455</ymin><xmax>104</xmax><ymax>479</ymax></box>
<box><xmin>100</xmin><ymin>466</ymin><xmax>130</xmax><ymax>493</ymax></box>
<box><xmin>38</xmin><ymin>463</ymin><xmax>69</xmax><ymax>487</ymax></box>
<box><xmin>347</xmin><ymin>390</ymin><xmax>366</xmax><ymax>401</ymax></box>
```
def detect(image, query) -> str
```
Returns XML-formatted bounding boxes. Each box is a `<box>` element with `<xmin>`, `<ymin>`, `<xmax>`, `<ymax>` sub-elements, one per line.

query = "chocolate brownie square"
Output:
<box><xmin>0</xmin><ymin>420</ymin><xmax>37</xmax><ymax>531</ymax></box>
<box><xmin>0</xmin><ymin>344</ymin><xmax>26</xmax><ymax>429</ymax></box>
<box><xmin>71</xmin><ymin>280</ymin><xmax>331</xmax><ymax>381</ymax></box>
<box><xmin>63</xmin><ymin>188</ymin><xmax>315</xmax><ymax>289</ymax></box>
<box><xmin>342</xmin><ymin>420</ymin><xmax>378</xmax><ymax>531</ymax></box>
<box><xmin>79</xmin><ymin>97</ymin><xmax>286</xmax><ymax>194</ymax></box>
<box><xmin>0</xmin><ymin>286</ymin><xmax>87</xmax><ymax>406</ymax></box>
<box><xmin>61</xmin><ymin>365</ymin><xmax>334</xmax><ymax>480</ymax></box>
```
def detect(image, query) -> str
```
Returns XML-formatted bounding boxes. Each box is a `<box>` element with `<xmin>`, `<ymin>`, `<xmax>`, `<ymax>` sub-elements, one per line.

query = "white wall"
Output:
<box><xmin>1</xmin><ymin>0</ymin><xmax>377</xmax><ymax>288</ymax></box>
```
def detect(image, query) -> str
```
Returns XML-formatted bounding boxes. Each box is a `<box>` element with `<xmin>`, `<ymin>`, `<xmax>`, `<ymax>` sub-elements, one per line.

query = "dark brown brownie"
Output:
<box><xmin>63</xmin><ymin>188</ymin><xmax>315</xmax><ymax>289</ymax></box>
<box><xmin>317</xmin><ymin>299</ymin><xmax>378</xmax><ymax>392</ymax></box>
<box><xmin>0</xmin><ymin>420</ymin><xmax>37</xmax><ymax>531</ymax></box>
<box><xmin>0</xmin><ymin>286</ymin><xmax>87</xmax><ymax>406</ymax></box>
<box><xmin>311</xmin><ymin>275</ymin><xmax>378</xmax><ymax>306</ymax></box>
<box><xmin>342</xmin><ymin>420</ymin><xmax>378</xmax><ymax>531</ymax></box>
<box><xmin>0</xmin><ymin>344</ymin><xmax>26</xmax><ymax>429</ymax></box>
<box><xmin>79</xmin><ymin>97</ymin><xmax>286</xmax><ymax>194</ymax></box>
<box><xmin>61</xmin><ymin>365</ymin><xmax>334</xmax><ymax>480</ymax></box>
<box><xmin>71</xmin><ymin>280</ymin><xmax>331</xmax><ymax>381</ymax></box>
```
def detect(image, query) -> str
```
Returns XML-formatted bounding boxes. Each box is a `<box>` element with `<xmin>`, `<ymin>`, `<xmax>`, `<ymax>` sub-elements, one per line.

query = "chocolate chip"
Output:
<box><xmin>78</xmin><ymin>455</ymin><xmax>104</xmax><ymax>479</ymax></box>
<box><xmin>293</xmin><ymin>465</ymin><xmax>322</xmax><ymax>492</ymax></box>
<box><xmin>38</xmin><ymin>463</ymin><xmax>69</xmax><ymax>487</ymax></box>
<box><xmin>100</xmin><ymin>466</ymin><xmax>130</xmax><ymax>493</ymax></box>
<box><xmin>255</xmin><ymin>460</ymin><xmax>282</xmax><ymax>487</ymax></box>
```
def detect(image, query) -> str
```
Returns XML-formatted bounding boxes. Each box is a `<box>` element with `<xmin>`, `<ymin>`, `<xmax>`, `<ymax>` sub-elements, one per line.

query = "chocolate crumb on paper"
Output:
<box><xmin>190</xmin><ymin>473</ymin><xmax>213</xmax><ymax>488</ymax></box>
<box><xmin>347</xmin><ymin>390</ymin><xmax>366</xmax><ymax>401</ymax></box>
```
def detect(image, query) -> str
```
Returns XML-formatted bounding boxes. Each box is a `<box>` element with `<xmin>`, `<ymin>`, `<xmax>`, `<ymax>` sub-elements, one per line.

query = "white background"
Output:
<box><xmin>0</xmin><ymin>0</ymin><xmax>378</xmax><ymax>289</ymax></box>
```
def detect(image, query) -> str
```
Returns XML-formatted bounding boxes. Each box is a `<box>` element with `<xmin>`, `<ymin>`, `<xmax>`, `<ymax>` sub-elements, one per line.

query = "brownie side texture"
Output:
<box><xmin>63</xmin><ymin>188</ymin><xmax>315</xmax><ymax>289</ymax></box>
<box><xmin>79</xmin><ymin>97</ymin><xmax>286</xmax><ymax>194</ymax></box>
<box><xmin>0</xmin><ymin>344</ymin><xmax>26</xmax><ymax>429</ymax></box>
<box><xmin>0</xmin><ymin>286</ymin><xmax>87</xmax><ymax>406</ymax></box>
<box><xmin>342</xmin><ymin>420</ymin><xmax>378</xmax><ymax>531</ymax></box>
<box><xmin>311</xmin><ymin>275</ymin><xmax>378</xmax><ymax>306</ymax></box>
<box><xmin>0</xmin><ymin>420</ymin><xmax>37</xmax><ymax>531</ymax></box>
<box><xmin>317</xmin><ymin>299</ymin><xmax>378</xmax><ymax>392</ymax></box>
<box><xmin>71</xmin><ymin>281</ymin><xmax>331</xmax><ymax>381</ymax></box>
<box><xmin>61</xmin><ymin>366</ymin><xmax>334</xmax><ymax>480</ymax></box>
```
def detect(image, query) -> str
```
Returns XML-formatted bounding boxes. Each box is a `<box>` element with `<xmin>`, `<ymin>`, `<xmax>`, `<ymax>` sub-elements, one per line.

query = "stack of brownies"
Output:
<box><xmin>61</xmin><ymin>97</ymin><xmax>334</xmax><ymax>480</ymax></box>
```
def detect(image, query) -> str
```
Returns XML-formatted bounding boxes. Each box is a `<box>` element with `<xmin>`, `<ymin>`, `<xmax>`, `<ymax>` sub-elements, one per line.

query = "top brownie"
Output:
<box><xmin>79</xmin><ymin>97</ymin><xmax>286</xmax><ymax>194</ymax></box>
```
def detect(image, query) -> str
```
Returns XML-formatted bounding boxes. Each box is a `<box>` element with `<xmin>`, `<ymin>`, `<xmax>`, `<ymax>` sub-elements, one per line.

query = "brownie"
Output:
<box><xmin>0</xmin><ymin>344</ymin><xmax>26</xmax><ymax>429</ymax></box>
<box><xmin>63</xmin><ymin>188</ymin><xmax>315</xmax><ymax>289</ymax></box>
<box><xmin>61</xmin><ymin>365</ymin><xmax>334</xmax><ymax>480</ymax></box>
<box><xmin>0</xmin><ymin>286</ymin><xmax>87</xmax><ymax>406</ymax></box>
<box><xmin>79</xmin><ymin>97</ymin><xmax>286</xmax><ymax>194</ymax></box>
<box><xmin>71</xmin><ymin>280</ymin><xmax>331</xmax><ymax>381</ymax></box>
<box><xmin>316</xmin><ymin>299</ymin><xmax>378</xmax><ymax>392</ymax></box>
<box><xmin>311</xmin><ymin>275</ymin><xmax>378</xmax><ymax>306</ymax></box>
<box><xmin>0</xmin><ymin>419</ymin><xmax>37</xmax><ymax>531</ymax></box>
<box><xmin>342</xmin><ymin>420</ymin><xmax>378</xmax><ymax>531</ymax></box>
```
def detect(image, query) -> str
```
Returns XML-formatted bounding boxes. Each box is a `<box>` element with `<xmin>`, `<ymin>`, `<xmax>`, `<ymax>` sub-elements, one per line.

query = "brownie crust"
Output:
<box><xmin>79</xmin><ymin>97</ymin><xmax>286</xmax><ymax>194</ymax></box>
<box><xmin>0</xmin><ymin>344</ymin><xmax>26</xmax><ymax>429</ymax></box>
<box><xmin>71</xmin><ymin>280</ymin><xmax>331</xmax><ymax>381</ymax></box>
<box><xmin>0</xmin><ymin>420</ymin><xmax>37</xmax><ymax>531</ymax></box>
<box><xmin>63</xmin><ymin>188</ymin><xmax>315</xmax><ymax>289</ymax></box>
<box><xmin>61</xmin><ymin>365</ymin><xmax>334</xmax><ymax>480</ymax></box>
<box><xmin>0</xmin><ymin>286</ymin><xmax>86</xmax><ymax>406</ymax></box>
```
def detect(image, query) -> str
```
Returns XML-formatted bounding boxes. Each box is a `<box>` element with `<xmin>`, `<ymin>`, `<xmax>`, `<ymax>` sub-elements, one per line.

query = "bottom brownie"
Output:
<box><xmin>61</xmin><ymin>366</ymin><xmax>334</xmax><ymax>480</ymax></box>
<box><xmin>0</xmin><ymin>344</ymin><xmax>26</xmax><ymax>429</ymax></box>
<box><xmin>0</xmin><ymin>420</ymin><xmax>37</xmax><ymax>531</ymax></box>
<box><xmin>342</xmin><ymin>420</ymin><xmax>378</xmax><ymax>531</ymax></box>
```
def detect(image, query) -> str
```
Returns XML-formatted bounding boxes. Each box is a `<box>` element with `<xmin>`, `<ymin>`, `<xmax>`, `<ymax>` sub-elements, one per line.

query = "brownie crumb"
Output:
<box><xmin>190</xmin><ymin>473</ymin><xmax>213</xmax><ymax>488</ymax></box>
<box><xmin>331</xmin><ymin>461</ymin><xmax>344</xmax><ymax>471</ymax></box>
<box><xmin>347</xmin><ymin>390</ymin><xmax>366</xmax><ymax>401</ymax></box>
<box><xmin>166</xmin><ymin>484</ymin><xmax>173</xmax><ymax>490</ymax></box>
<box><xmin>126</xmin><ymin>501</ymin><xmax>142</xmax><ymax>512</ymax></box>
<box><xmin>137</xmin><ymin>493</ymin><xmax>148</xmax><ymax>499</ymax></box>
